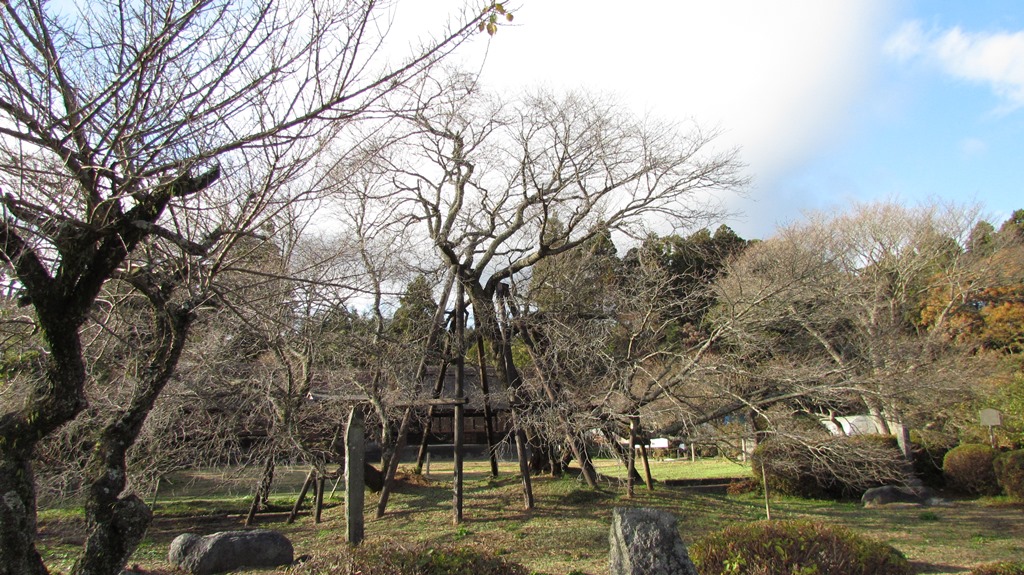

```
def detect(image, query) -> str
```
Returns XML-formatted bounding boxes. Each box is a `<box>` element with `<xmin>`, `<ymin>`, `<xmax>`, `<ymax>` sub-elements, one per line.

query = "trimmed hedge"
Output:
<box><xmin>291</xmin><ymin>543</ymin><xmax>529</xmax><ymax>575</ymax></box>
<box><xmin>943</xmin><ymin>443</ymin><xmax>1000</xmax><ymax>496</ymax></box>
<box><xmin>690</xmin><ymin>519</ymin><xmax>911</xmax><ymax>575</ymax></box>
<box><xmin>994</xmin><ymin>450</ymin><xmax>1024</xmax><ymax>501</ymax></box>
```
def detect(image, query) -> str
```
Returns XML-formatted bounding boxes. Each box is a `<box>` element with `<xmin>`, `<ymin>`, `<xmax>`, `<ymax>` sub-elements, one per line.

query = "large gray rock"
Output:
<box><xmin>609</xmin><ymin>507</ymin><xmax>698</xmax><ymax>575</ymax></box>
<box><xmin>862</xmin><ymin>485</ymin><xmax>936</xmax><ymax>507</ymax></box>
<box><xmin>168</xmin><ymin>529</ymin><xmax>293</xmax><ymax>575</ymax></box>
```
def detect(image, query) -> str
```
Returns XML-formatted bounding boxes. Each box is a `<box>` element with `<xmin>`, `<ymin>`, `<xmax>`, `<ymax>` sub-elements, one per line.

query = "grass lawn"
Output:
<box><xmin>37</xmin><ymin>458</ymin><xmax>1024</xmax><ymax>575</ymax></box>
<box><xmin>590</xmin><ymin>456</ymin><xmax>751</xmax><ymax>481</ymax></box>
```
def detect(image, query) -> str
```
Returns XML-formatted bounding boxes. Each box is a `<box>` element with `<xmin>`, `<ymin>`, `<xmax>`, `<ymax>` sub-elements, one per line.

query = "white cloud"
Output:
<box><xmin>883</xmin><ymin>21</ymin><xmax>926</xmax><ymax>61</ymax></box>
<box><xmin>390</xmin><ymin>1</ymin><xmax>895</xmax><ymax>238</ymax></box>
<box><xmin>477</xmin><ymin>1</ymin><xmax>892</xmax><ymax>192</ymax></box>
<box><xmin>960</xmin><ymin>137</ymin><xmax>988</xmax><ymax>156</ymax></box>
<box><xmin>886</xmin><ymin>21</ymin><xmax>1024</xmax><ymax>109</ymax></box>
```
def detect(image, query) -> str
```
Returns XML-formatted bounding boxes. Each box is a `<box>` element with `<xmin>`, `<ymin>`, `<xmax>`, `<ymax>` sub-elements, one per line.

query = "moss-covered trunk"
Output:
<box><xmin>0</xmin><ymin>304</ymin><xmax>89</xmax><ymax>575</ymax></box>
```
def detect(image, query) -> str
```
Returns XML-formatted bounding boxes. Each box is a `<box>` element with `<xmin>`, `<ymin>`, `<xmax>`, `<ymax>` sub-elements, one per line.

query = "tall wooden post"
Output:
<box><xmin>453</xmin><ymin>281</ymin><xmax>466</xmax><ymax>524</ymax></box>
<box><xmin>639</xmin><ymin>445</ymin><xmax>654</xmax><ymax>490</ymax></box>
<box><xmin>345</xmin><ymin>407</ymin><xmax>365</xmax><ymax>545</ymax></box>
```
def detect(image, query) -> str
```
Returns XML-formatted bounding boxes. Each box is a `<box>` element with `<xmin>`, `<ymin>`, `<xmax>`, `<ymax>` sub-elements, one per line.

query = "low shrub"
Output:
<box><xmin>943</xmin><ymin>443</ymin><xmax>1000</xmax><ymax>496</ymax></box>
<box><xmin>994</xmin><ymin>450</ymin><xmax>1024</xmax><ymax>501</ymax></box>
<box><xmin>292</xmin><ymin>542</ymin><xmax>529</xmax><ymax>575</ymax></box>
<box><xmin>751</xmin><ymin>436</ymin><xmax>907</xmax><ymax>499</ymax></box>
<box><xmin>751</xmin><ymin>440</ymin><xmax>827</xmax><ymax>499</ymax></box>
<box><xmin>970</xmin><ymin>562</ymin><xmax>1024</xmax><ymax>575</ymax></box>
<box><xmin>726</xmin><ymin>478</ymin><xmax>758</xmax><ymax>495</ymax></box>
<box><xmin>690</xmin><ymin>519</ymin><xmax>911</xmax><ymax>575</ymax></box>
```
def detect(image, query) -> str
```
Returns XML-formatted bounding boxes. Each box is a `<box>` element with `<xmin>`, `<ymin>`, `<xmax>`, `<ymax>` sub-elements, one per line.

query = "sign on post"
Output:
<box><xmin>980</xmin><ymin>408</ymin><xmax>1003</xmax><ymax>427</ymax></box>
<box><xmin>980</xmin><ymin>408</ymin><xmax>1003</xmax><ymax>449</ymax></box>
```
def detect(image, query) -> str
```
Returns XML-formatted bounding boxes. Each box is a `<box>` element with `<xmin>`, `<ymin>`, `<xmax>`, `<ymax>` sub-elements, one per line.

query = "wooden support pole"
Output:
<box><xmin>453</xmin><ymin>281</ymin><xmax>466</xmax><ymax>524</ymax></box>
<box><xmin>514</xmin><ymin>426</ymin><xmax>534</xmax><ymax>509</ymax></box>
<box><xmin>314</xmin><ymin>475</ymin><xmax>325</xmax><ymax>523</ymax></box>
<box><xmin>476</xmin><ymin>338</ymin><xmax>499</xmax><ymax>478</ymax></box>
<box><xmin>627</xmin><ymin>417</ymin><xmax>637</xmax><ymax>499</ymax></box>
<box><xmin>762</xmin><ymin>461</ymin><xmax>772</xmax><ymax>521</ymax></box>
<box><xmin>414</xmin><ymin>361</ymin><xmax>450</xmax><ymax>475</ymax></box>
<box><xmin>287</xmin><ymin>469</ymin><xmax>315</xmax><ymax>524</ymax></box>
<box><xmin>639</xmin><ymin>444</ymin><xmax>655</xmax><ymax>491</ymax></box>
<box><xmin>378</xmin><ymin>271</ymin><xmax>458</xmax><ymax>516</ymax></box>
<box><xmin>632</xmin><ymin>416</ymin><xmax>654</xmax><ymax>491</ymax></box>
<box><xmin>375</xmin><ymin>406</ymin><xmax>412</xmax><ymax>519</ymax></box>
<box><xmin>345</xmin><ymin>407</ymin><xmax>366</xmax><ymax>545</ymax></box>
<box><xmin>328</xmin><ymin>473</ymin><xmax>341</xmax><ymax>500</ymax></box>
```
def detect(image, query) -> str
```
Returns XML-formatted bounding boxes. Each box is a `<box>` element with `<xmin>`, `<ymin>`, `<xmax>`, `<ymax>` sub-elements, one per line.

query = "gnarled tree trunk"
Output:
<box><xmin>72</xmin><ymin>291</ymin><xmax>192</xmax><ymax>575</ymax></box>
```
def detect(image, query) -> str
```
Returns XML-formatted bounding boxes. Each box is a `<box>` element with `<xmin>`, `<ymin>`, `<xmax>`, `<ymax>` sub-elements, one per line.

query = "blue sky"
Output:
<box><xmin>399</xmin><ymin>1</ymin><xmax>1024</xmax><ymax>239</ymax></box>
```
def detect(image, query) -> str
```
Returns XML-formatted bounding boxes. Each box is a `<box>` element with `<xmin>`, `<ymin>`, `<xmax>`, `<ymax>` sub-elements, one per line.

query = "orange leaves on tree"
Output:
<box><xmin>979</xmin><ymin>297</ymin><xmax>1024</xmax><ymax>353</ymax></box>
<box><xmin>479</xmin><ymin>2</ymin><xmax>514</xmax><ymax>36</ymax></box>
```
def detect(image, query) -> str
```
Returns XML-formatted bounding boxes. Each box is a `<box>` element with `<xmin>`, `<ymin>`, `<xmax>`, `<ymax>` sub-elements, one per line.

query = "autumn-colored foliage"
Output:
<box><xmin>918</xmin><ymin>240</ymin><xmax>1024</xmax><ymax>352</ymax></box>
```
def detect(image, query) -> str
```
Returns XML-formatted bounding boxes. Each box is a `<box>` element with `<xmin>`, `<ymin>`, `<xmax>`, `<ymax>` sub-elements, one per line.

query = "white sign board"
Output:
<box><xmin>649</xmin><ymin>438</ymin><xmax>670</xmax><ymax>449</ymax></box>
<box><xmin>980</xmin><ymin>408</ymin><xmax>1003</xmax><ymax>427</ymax></box>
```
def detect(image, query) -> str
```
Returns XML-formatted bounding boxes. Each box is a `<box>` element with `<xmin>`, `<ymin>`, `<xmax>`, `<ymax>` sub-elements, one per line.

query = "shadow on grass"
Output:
<box><xmin>909</xmin><ymin>560</ymin><xmax>972</xmax><ymax>574</ymax></box>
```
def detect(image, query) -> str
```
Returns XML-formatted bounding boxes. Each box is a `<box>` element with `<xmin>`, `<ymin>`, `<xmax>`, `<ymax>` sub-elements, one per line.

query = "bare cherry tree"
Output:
<box><xmin>357</xmin><ymin>75</ymin><xmax>745</xmax><ymax>506</ymax></box>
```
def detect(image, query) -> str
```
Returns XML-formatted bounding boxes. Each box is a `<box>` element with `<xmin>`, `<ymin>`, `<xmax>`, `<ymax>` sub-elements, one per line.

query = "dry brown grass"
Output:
<box><xmin>38</xmin><ymin>459</ymin><xmax>1024</xmax><ymax>575</ymax></box>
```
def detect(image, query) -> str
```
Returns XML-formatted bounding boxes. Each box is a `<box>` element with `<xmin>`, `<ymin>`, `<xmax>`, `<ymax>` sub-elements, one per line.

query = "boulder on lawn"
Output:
<box><xmin>862</xmin><ymin>485</ymin><xmax>936</xmax><ymax>507</ymax></box>
<box><xmin>168</xmin><ymin>529</ymin><xmax>293</xmax><ymax>575</ymax></box>
<box><xmin>609</xmin><ymin>507</ymin><xmax>698</xmax><ymax>575</ymax></box>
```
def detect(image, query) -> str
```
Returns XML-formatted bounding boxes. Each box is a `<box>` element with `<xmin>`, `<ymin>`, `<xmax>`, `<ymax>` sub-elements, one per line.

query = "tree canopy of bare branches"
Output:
<box><xmin>0</xmin><ymin>1</ymin><xmax>490</xmax><ymax>572</ymax></box>
<box><xmin>335</xmin><ymin>76</ymin><xmax>745</xmax><ymax>501</ymax></box>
